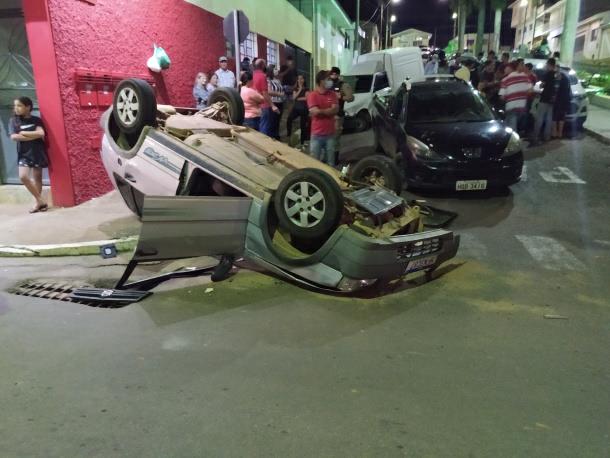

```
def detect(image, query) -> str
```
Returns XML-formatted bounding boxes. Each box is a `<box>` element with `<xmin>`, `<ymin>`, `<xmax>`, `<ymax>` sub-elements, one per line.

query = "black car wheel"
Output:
<box><xmin>208</xmin><ymin>87</ymin><xmax>245</xmax><ymax>126</ymax></box>
<box><xmin>112</xmin><ymin>79</ymin><xmax>157</xmax><ymax>135</ymax></box>
<box><xmin>354</xmin><ymin>110</ymin><xmax>371</xmax><ymax>132</ymax></box>
<box><xmin>274</xmin><ymin>168</ymin><xmax>343</xmax><ymax>240</ymax></box>
<box><xmin>350</xmin><ymin>155</ymin><xmax>403</xmax><ymax>194</ymax></box>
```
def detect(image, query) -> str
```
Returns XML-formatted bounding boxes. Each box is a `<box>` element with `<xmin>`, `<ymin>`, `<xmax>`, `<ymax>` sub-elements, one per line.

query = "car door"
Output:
<box><xmin>124</xmin><ymin>135</ymin><xmax>186</xmax><ymax>197</ymax></box>
<box><xmin>372</xmin><ymin>87</ymin><xmax>395</xmax><ymax>154</ymax></box>
<box><xmin>132</xmin><ymin>195</ymin><xmax>253</xmax><ymax>263</ymax></box>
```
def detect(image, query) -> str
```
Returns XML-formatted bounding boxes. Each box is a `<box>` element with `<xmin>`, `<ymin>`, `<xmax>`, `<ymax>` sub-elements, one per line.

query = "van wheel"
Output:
<box><xmin>112</xmin><ymin>79</ymin><xmax>157</xmax><ymax>135</ymax></box>
<box><xmin>208</xmin><ymin>87</ymin><xmax>245</xmax><ymax>126</ymax></box>
<box><xmin>274</xmin><ymin>169</ymin><xmax>343</xmax><ymax>240</ymax></box>
<box><xmin>350</xmin><ymin>155</ymin><xmax>403</xmax><ymax>194</ymax></box>
<box><xmin>354</xmin><ymin>111</ymin><xmax>371</xmax><ymax>132</ymax></box>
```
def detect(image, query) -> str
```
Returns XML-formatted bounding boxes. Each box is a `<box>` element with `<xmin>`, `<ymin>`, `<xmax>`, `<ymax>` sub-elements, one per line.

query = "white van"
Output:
<box><xmin>343</xmin><ymin>47</ymin><xmax>424</xmax><ymax>132</ymax></box>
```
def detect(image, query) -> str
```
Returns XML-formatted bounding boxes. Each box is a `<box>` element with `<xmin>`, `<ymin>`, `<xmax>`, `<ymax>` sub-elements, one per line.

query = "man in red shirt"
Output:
<box><xmin>252</xmin><ymin>58</ymin><xmax>279</xmax><ymax>136</ymax></box>
<box><xmin>307</xmin><ymin>70</ymin><xmax>338</xmax><ymax>165</ymax></box>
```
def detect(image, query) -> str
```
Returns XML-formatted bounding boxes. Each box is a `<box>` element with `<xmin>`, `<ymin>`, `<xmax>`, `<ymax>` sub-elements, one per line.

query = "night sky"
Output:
<box><xmin>338</xmin><ymin>0</ymin><xmax>515</xmax><ymax>49</ymax></box>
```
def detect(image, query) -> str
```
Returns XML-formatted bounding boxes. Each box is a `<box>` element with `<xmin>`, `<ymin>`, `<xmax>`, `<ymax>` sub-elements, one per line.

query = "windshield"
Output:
<box><xmin>343</xmin><ymin>75</ymin><xmax>373</xmax><ymax>94</ymax></box>
<box><xmin>407</xmin><ymin>82</ymin><xmax>494</xmax><ymax>123</ymax></box>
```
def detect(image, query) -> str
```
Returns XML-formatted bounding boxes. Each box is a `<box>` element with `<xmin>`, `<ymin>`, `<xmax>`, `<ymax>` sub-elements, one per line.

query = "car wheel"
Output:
<box><xmin>354</xmin><ymin>111</ymin><xmax>371</xmax><ymax>132</ymax></box>
<box><xmin>112</xmin><ymin>79</ymin><xmax>157</xmax><ymax>135</ymax></box>
<box><xmin>208</xmin><ymin>87</ymin><xmax>245</xmax><ymax>126</ymax></box>
<box><xmin>350</xmin><ymin>155</ymin><xmax>403</xmax><ymax>194</ymax></box>
<box><xmin>274</xmin><ymin>168</ymin><xmax>344</xmax><ymax>240</ymax></box>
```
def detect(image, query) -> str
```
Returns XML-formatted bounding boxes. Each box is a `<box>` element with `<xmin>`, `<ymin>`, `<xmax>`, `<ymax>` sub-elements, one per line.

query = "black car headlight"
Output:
<box><xmin>502</xmin><ymin>132</ymin><xmax>522</xmax><ymax>157</ymax></box>
<box><xmin>406</xmin><ymin>136</ymin><xmax>445</xmax><ymax>161</ymax></box>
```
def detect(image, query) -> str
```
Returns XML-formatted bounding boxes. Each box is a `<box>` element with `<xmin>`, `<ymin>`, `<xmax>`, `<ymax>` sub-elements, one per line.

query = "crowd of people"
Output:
<box><xmin>192</xmin><ymin>55</ymin><xmax>353</xmax><ymax>166</ymax></box>
<box><xmin>425</xmin><ymin>49</ymin><xmax>572</xmax><ymax>144</ymax></box>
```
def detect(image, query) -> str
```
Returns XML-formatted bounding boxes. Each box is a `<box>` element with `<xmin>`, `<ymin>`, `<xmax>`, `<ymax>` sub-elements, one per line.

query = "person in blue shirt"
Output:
<box><xmin>193</xmin><ymin>72</ymin><xmax>210</xmax><ymax>110</ymax></box>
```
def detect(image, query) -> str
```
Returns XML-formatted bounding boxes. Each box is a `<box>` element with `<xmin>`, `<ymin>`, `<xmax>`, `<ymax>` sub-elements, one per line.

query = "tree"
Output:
<box><xmin>475</xmin><ymin>0</ymin><xmax>486</xmax><ymax>55</ymax></box>
<box><xmin>490</xmin><ymin>0</ymin><xmax>506</xmax><ymax>53</ymax></box>
<box><xmin>449</xmin><ymin>0</ymin><xmax>476</xmax><ymax>53</ymax></box>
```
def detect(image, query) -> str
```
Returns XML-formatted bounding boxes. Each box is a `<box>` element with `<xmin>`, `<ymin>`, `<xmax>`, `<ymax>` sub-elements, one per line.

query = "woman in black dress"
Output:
<box><xmin>10</xmin><ymin>97</ymin><xmax>49</xmax><ymax>213</ymax></box>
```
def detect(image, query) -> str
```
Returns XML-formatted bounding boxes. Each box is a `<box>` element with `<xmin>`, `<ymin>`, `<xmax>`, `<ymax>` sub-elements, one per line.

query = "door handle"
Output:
<box><xmin>124</xmin><ymin>172</ymin><xmax>137</xmax><ymax>183</ymax></box>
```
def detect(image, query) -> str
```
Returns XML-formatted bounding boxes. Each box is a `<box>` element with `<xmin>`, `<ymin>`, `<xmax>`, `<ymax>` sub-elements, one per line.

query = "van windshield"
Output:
<box><xmin>343</xmin><ymin>75</ymin><xmax>373</xmax><ymax>93</ymax></box>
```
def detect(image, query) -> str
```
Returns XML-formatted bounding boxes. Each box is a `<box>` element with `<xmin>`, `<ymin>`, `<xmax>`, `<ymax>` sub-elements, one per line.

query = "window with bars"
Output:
<box><xmin>267</xmin><ymin>40</ymin><xmax>279</xmax><ymax>66</ymax></box>
<box><xmin>240</xmin><ymin>33</ymin><xmax>258</xmax><ymax>60</ymax></box>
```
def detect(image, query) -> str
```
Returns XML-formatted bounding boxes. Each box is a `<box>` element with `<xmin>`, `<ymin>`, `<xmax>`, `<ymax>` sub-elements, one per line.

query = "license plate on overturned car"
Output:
<box><xmin>405</xmin><ymin>256</ymin><xmax>437</xmax><ymax>273</ymax></box>
<box><xmin>455</xmin><ymin>180</ymin><xmax>487</xmax><ymax>191</ymax></box>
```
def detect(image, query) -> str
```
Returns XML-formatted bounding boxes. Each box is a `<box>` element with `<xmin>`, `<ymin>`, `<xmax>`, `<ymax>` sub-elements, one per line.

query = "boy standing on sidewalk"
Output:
<box><xmin>307</xmin><ymin>70</ymin><xmax>338</xmax><ymax>165</ymax></box>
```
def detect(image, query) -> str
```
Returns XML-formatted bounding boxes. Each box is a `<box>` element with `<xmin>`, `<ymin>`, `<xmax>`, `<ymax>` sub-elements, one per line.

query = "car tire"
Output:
<box><xmin>354</xmin><ymin>110</ymin><xmax>371</xmax><ymax>132</ymax></box>
<box><xmin>274</xmin><ymin>168</ymin><xmax>344</xmax><ymax>240</ymax></box>
<box><xmin>112</xmin><ymin>78</ymin><xmax>157</xmax><ymax>135</ymax></box>
<box><xmin>208</xmin><ymin>87</ymin><xmax>245</xmax><ymax>126</ymax></box>
<box><xmin>350</xmin><ymin>155</ymin><xmax>403</xmax><ymax>194</ymax></box>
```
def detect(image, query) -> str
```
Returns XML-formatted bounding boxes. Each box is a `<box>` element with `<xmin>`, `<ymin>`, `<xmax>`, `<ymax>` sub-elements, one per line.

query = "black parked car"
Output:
<box><xmin>360</xmin><ymin>77</ymin><xmax>524</xmax><ymax>192</ymax></box>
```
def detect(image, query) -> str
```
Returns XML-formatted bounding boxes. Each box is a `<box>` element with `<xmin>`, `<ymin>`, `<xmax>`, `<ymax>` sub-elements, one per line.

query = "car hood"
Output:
<box><xmin>406</xmin><ymin>120</ymin><xmax>512</xmax><ymax>159</ymax></box>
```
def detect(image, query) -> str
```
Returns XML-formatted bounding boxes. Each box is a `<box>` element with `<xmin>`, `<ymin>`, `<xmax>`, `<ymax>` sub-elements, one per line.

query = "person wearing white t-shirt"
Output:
<box><xmin>215</xmin><ymin>56</ymin><xmax>236</xmax><ymax>88</ymax></box>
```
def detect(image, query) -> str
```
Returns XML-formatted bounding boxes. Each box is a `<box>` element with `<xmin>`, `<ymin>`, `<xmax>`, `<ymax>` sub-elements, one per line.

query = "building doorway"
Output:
<box><xmin>0</xmin><ymin>0</ymin><xmax>48</xmax><ymax>185</ymax></box>
<box><xmin>285</xmin><ymin>40</ymin><xmax>312</xmax><ymax>85</ymax></box>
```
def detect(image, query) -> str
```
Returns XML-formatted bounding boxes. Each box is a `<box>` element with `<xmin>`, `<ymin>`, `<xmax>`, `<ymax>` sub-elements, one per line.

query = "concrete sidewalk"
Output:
<box><xmin>584</xmin><ymin>103</ymin><xmax>610</xmax><ymax>144</ymax></box>
<box><xmin>0</xmin><ymin>190</ymin><xmax>139</xmax><ymax>248</ymax></box>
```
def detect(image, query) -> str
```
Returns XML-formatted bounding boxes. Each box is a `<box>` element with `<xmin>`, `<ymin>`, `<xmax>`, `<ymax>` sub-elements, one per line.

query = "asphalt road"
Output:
<box><xmin>1</xmin><ymin>134</ymin><xmax>609</xmax><ymax>457</ymax></box>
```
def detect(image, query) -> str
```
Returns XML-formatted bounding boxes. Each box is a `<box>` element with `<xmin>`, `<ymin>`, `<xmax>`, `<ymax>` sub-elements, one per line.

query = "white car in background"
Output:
<box><xmin>343</xmin><ymin>47</ymin><xmax>425</xmax><ymax>132</ymax></box>
<box><xmin>525</xmin><ymin>58</ymin><xmax>588</xmax><ymax>135</ymax></box>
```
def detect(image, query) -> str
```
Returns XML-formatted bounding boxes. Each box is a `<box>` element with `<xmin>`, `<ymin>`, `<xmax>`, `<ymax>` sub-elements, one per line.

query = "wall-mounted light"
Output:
<box><xmin>338</xmin><ymin>43</ymin><xmax>343</xmax><ymax>53</ymax></box>
<box><xmin>320</xmin><ymin>38</ymin><xmax>325</xmax><ymax>48</ymax></box>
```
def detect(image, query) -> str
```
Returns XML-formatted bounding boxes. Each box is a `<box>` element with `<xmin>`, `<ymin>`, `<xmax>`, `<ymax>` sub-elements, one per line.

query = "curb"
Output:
<box><xmin>0</xmin><ymin>236</ymin><xmax>138</xmax><ymax>258</ymax></box>
<box><xmin>584</xmin><ymin>127</ymin><xmax>610</xmax><ymax>145</ymax></box>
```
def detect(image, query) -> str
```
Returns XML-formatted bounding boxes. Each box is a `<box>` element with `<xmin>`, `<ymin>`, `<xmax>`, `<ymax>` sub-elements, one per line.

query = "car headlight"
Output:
<box><xmin>503</xmin><ymin>132</ymin><xmax>521</xmax><ymax>157</ymax></box>
<box><xmin>406</xmin><ymin>136</ymin><xmax>445</xmax><ymax>161</ymax></box>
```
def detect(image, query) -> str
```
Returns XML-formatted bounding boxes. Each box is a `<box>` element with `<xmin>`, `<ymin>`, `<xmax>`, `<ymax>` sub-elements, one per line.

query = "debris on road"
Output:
<box><xmin>543</xmin><ymin>314</ymin><xmax>569</xmax><ymax>320</ymax></box>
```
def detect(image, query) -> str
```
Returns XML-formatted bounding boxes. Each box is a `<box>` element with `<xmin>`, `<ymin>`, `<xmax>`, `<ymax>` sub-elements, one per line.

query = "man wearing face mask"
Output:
<box><xmin>307</xmin><ymin>70</ymin><xmax>339</xmax><ymax>165</ymax></box>
<box><xmin>329</xmin><ymin>66</ymin><xmax>354</xmax><ymax>165</ymax></box>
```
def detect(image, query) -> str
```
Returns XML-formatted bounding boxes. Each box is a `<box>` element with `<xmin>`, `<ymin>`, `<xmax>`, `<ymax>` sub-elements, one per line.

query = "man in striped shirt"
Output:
<box><xmin>498</xmin><ymin>60</ymin><xmax>533</xmax><ymax>133</ymax></box>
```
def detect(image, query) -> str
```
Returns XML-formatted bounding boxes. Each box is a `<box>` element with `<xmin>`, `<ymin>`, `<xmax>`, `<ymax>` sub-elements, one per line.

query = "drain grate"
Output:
<box><xmin>8</xmin><ymin>281</ymin><xmax>139</xmax><ymax>308</ymax></box>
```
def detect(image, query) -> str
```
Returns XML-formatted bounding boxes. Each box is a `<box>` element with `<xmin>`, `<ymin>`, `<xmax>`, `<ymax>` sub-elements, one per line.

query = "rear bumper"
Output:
<box><xmin>405</xmin><ymin>152</ymin><xmax>524</xmax><ymax>189</ymax></box>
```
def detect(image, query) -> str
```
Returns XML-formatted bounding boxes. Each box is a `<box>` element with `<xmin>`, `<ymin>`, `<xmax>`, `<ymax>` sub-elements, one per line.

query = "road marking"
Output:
<box><xmin>594</xmin><ymin>240</ymin><xmax>610</xmax><ymax>247</ymax></box>
<box><xmin>539</xmin><ymin>166</ymin><xmax>586</xmax><ymax>184</ymax></box>
<box><xmin>516</xmin><ymin>235</ymin><xmax>586</xmax><ymax>271</ymax></box>
<box><xmin>458</xmin><ymin>233</ymin><xmax>488</xmax><ymax>259</ymax></box>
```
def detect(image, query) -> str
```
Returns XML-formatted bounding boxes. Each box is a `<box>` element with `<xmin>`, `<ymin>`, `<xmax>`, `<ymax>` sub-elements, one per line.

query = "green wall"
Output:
<box><xmin>185</xmin><ymin>0</ymin><xmax>313</xmax><ymax>52</ymax></box>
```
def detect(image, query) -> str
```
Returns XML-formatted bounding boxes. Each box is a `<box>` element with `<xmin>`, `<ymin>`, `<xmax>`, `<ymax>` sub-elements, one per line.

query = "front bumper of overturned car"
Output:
<box><xmin>404</xmin><ymin>152</ymin><xmax>524</xmax><ymax>189</ymax></box>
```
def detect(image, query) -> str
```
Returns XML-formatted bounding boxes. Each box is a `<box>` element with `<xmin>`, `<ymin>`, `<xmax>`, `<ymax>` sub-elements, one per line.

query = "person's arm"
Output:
<box><xmin>12</xmin><ymin>125</ymin><xmax>45</xmax><ymax>141</ymax></box>
<box><xmin>19</xmin><ymin>126</ymin><xmax>45</xmax><ymax>139</ymax></box>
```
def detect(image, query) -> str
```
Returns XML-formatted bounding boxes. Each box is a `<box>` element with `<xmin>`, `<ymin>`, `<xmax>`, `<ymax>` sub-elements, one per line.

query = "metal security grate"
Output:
<box><xmin>8</xmin><ymin>281</ymin><xmax>147</xmax><ymax>308</ymax></box>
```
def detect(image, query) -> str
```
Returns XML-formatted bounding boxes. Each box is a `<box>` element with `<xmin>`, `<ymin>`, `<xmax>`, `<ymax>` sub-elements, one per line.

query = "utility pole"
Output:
<box><xmin>355</xmin><ymin>0</ymin><xmax>360</xmax><ymax>56</ymax></box>
<box><xmin>560</xmin><ymin>0</ymin><xmax>581</xmax><ymax>66</ymax></box>
<box><xmin>520</xmin><ymin>0</ymin><xmax>529</xmax><ymax>47</ymax></box>
<box><xmin>380</xmin><ymin>1</ymin><xmax>385</xmax><ymax>49</ymax></box>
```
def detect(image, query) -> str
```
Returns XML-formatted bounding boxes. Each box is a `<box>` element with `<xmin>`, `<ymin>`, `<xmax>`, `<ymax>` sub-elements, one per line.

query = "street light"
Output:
<box><xmin>390</xmin><ymin>14</ymin><xmax>397</xmax><ymax>22</ymax></box>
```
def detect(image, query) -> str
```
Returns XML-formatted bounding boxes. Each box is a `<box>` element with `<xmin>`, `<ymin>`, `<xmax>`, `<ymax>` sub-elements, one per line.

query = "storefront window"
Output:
<box><xmin>267</xmin><ymin>40</ymin><xmax>278</xmax><ymax>66</ymax></box>
<box><xmin>240</xmin><ymin>33</ymin><xmax>258</xmax><ymax>60</ymax></box>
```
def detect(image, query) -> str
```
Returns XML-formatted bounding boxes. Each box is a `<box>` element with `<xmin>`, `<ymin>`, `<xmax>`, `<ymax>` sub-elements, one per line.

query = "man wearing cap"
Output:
<box><xmin>215</xmin><ymin>56</ymin><xmax>236</xmax><ymax>88</ymax></box>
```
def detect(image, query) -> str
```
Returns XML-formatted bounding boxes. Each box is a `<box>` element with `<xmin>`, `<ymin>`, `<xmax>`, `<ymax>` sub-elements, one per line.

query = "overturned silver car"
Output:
<box><xmin>100</xmin><ymin>78</ymin><xmax>459</xmax><ymax>292</ymax></box>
